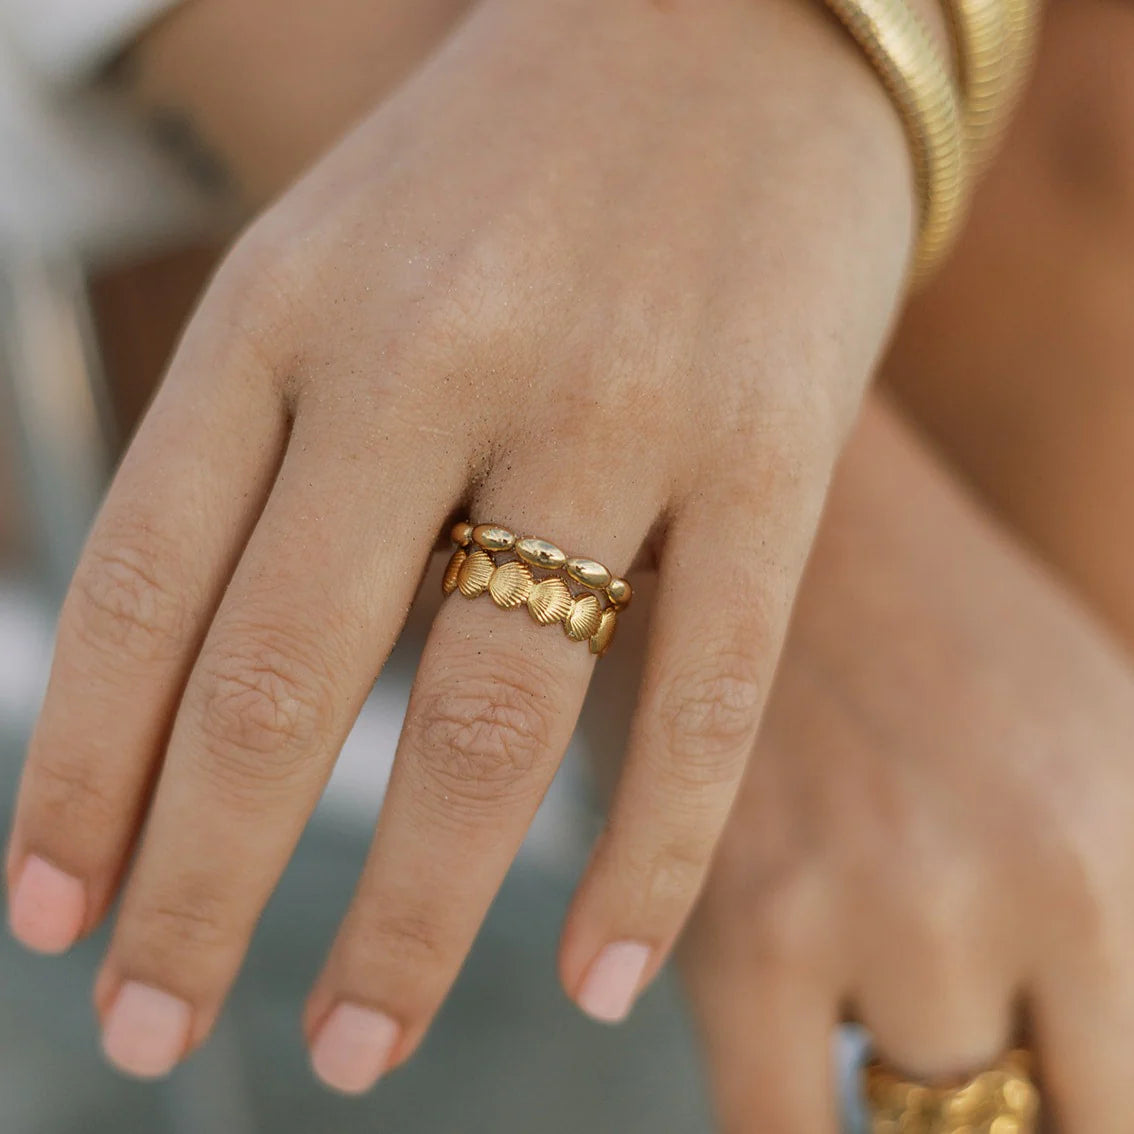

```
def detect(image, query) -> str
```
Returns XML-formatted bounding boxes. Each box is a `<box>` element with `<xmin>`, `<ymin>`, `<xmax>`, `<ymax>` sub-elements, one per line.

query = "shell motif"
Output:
<box><xmin>488</xmin><ymin>559</ymin><xmax>533</xmax><ymax>608</ymax></box>
<box><xmin>515</xmin><ymin>537</ymin><xmax>567</xmax><ymax>571</ymax></box>
<box><xmin>564</xmin><ymin>594</ymin><xmax>603</xmax><ymax>641</ymax></box>
<box><xmin>527</xmin><ymin>576</ymin><xmax>572</xmax><ymax>625</ymax></box>
<box><xmin>565</xmin><ymin>557</ymin><xmax>612</xmax><ymax>590</ymax></box>
<box><xmin>442</xmin><ymin>548</ymin><xmax>467</xmax><ymax>595</ymax></box>
<box><xmin>589</xmin><ymin>606</ymin><xmax>618</xmax><ymax>656</ymax></box>
<box><xmin>473</xmin><ymin>524</ymin><xmax>516</xmax><ymax>551</ymax></box>
<box><xmin>606</xmin><ymin>577</ymin><xmax>633</xmax><ymax>608</ymax></box>
<box><xmin>457</xmin><ymin>548</ymin><xmax>494</xmax><ymax>598</ymax></box>
<box><xmin>450</xmin><ymin>521</ymin><xmax>475</xmax><ymax>547</ymax></box>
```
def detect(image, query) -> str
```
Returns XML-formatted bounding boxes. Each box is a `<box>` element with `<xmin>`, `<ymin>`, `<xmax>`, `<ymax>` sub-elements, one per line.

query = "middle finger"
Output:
<box><xmin>304</xmin><ymin>466</ymin><xmax>657</xmax><ymax>1093</ymax></box>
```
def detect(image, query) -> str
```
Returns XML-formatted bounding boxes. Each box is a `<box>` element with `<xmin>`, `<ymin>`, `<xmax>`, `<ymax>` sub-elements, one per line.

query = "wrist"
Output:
<box><xmin>485</xmin><ymin>0</ymin><xmax>941</xmax><ymax>266</ymax></box>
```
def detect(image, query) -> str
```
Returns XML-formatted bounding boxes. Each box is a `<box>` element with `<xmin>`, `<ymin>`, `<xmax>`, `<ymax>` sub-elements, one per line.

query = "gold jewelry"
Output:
<box><xmin>819</xmin><ymin>0</ymin><xmax>967</xmax><ymax>281</ymax></box>
<box><xmin>939</xmin><ymin>0</ymin><xmax>1041</xmax><ymax>166</ymax></box>
<box><xmin>442</xmin><ymin>522</ymin><xmax>629</xmax><ymax>657</ymax></box>
<box><xmin>865</xmin><ymin>1049</ymin><xmax>1039</xmax><ymax>1133</ymax></box>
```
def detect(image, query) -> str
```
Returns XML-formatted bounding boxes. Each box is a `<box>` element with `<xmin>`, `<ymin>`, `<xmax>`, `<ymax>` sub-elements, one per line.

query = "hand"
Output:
<box><xmin>666</xmin><ymin>399</ymin><xmax>1134</xmax><ymax>1132</ymax></box>
<box><xmin>10</xmin><ymin>0</ymin><xmax>917</xmax><ymax>1091</ymax></box>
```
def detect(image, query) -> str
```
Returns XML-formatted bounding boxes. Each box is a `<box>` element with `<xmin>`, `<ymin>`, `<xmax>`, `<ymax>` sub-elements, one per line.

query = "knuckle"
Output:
<box><xmin>727</xmin><ymin>861</ymin><xmax>823</xmax><ymax>970</ymax></box>
<box><xmin>125</xmin><ymin>879</ymin><xmax>235</xmax><ymax>970</ymax></box>
<box><xmin>342</xmin><ymin>907</ymin><xmax>450</xmax><ymax>980</ymax></box>
<box><xmin>654</xmin><ymin>649</ymin><xmax>765</xmax><ymax>779</ymax></box>
<box><xmin>877</xmin><ymin>853</ymin><xmax>979</xmax><ymax>975</ymax></box>
<box><xmin>413</xmin><ymin>665</ymin><xmax>558</xmax><ymax>810</ymax></box>
<box><xmin>217</xmin><ymin>222</ymin><xmax>306</xmax><ymax>321</ymax></box>
<box><xmin>192</xmin><ymin>628</ymin><xmax>336</xmax><ymax>792</ymax></box>
<box><xmin>694</xmin><ymin>814</ymin><xmax>827</xmax><ymax>968</ymax></box>
<box><xmin>196</xmin><ymin>224</ymin><xmax>310</xmax><ymax>376</ymax></box>
<box><xmin>624</xmin><ymin>830</ymin><xmax>716</xmax><ymax>922</ymax></box>
<box><xmin>25</xmin><ymin>746</ymin><xmax>119</xmax><ymax>834</ymax></box>
<box><xmin>132</xmin><ymin>897</ymin><xmax>233</xmax><ymax>956</ymax></box>
<box><xmin>66</xmin><ymin>533</ymin><xmax>190</xmax><ymax>665</ymax></box>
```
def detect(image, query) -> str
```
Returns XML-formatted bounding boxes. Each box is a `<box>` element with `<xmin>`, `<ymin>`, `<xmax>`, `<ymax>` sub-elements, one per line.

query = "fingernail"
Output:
<box><xmin>311</xmin><ymin>1003</ymin><xmax>400</xmax><ymax>1095</ymax></box>
<box><xmin>576</xmin><ymin>941</ymin><xmax>652</xmax><ymax>1024</ymax></box>
<box><xmin>8</xmin><ymin>854</ymin><xmax>86</xmax><ymax>954</ymax></box>
<box><xmin>102</xmin><ymin>981</ymin><xmax>192</xmax><ymax>1080</ymax></box>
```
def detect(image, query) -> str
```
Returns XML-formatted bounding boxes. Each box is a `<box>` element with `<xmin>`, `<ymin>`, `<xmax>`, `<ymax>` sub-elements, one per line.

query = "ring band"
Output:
<box><xmin>865</xmin><ymin>1049</ymin><xmax>1039</xmax><ymax>1133</ymax></box>
<box><xmin>441</xmin><ymin>522</ymin><xmax>630</xmax><ymax>657</ymax></box>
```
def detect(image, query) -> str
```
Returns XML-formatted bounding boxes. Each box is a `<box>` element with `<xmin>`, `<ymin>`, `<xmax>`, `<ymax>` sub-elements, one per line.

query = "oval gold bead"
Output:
<box><xmin>1001</xmin><ymin>1078</ymin><xmax>1038</xmax><ymax>1117</ymax></box>
<box><xmin>450</xmin><ymin>521</ymin><xmax>474</xmax><ymax>546</ymax></box>
<box><xmin>472</xmin><ymin>524</ymin><xmax>516</xmax><ymax>551</ymax></box>
<box><xmin>456</xmin><ymin>548</ymin><xmax>494</xmax><ymax>598</ymax></box>
<box><xmin>488</xmin><ymin>559</ymin><xmax>533</xmax><ymax>608</ymax></box>
<box><xmin>527</xmin><ymin>576</ymin><xmax>572</xmax><ymax>625</ymax></box>
<box><xmin>988</xmin><ymin>1118</ymin><xmax>1021</xmax><ymax>1134</ymax></box>
<box><xmin>903</xmin><ymin>1085</ymin><xmax>929</xmax><ymax>1113</ymax></box>
<box><xmin>589</xmin><ymin>606</ymin><xmax>617</xmax><ymax>656</ymax></box>
<box><xmin>515</xmin><ymin>537</ymin><xmax>567</xmax><ymax>571</ymax></box>
<box><xmin>606</xmin><ymin>577</ymin><xmax>632</xmax><ymax>607</ymax></box>
<box><xmin>943</xmin><ymin>1081</ymin><xmax>985</xmax><ymax>1119</ymax></box>
<box><xmin>565</xmin><ymin>557</ymin><xmax>612</xmax><ymax>590</ymax></box>
<box><xmin>564</xmin><ymin>594</ymin><xmax>602</xmax><ymax>641</ymax></box>
<box><xmin>442</xmin><ymin>548</ymin><xmax>467</xmax><ymax>596</ymax></box>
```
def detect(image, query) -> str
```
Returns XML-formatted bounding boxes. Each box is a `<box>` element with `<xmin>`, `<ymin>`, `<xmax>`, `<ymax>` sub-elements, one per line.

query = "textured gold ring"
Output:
<box><xmin>865</xmin><ymin>1049</ymin><xmax>1039</xmax><ymax>1133</ymax></box>
<box><xmin>441</xmin><ymin>522</ymin><xmax>630</xmax><ymax>658</ymax></box>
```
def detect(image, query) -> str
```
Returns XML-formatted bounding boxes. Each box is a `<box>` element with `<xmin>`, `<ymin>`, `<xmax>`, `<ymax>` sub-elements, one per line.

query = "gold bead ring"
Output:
<box><xmin>442</xmin><ymin>522</ymin><xmax>630</xmax><ymax>657</ymax></box>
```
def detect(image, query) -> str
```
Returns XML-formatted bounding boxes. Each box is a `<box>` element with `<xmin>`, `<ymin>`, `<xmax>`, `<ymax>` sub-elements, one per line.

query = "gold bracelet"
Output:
<box><xmin>940</xmin><ymin>0</ymin><xmax>1041</xmax><ymax>166</ymax></box>
<box><xmin>820</xmin><ymin>0</ymin><xmax>967</xmax><ymax>282</ymax></box>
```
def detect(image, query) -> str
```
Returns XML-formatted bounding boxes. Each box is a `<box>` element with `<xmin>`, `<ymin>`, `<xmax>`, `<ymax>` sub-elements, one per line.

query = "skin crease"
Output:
<box><xmin>14</xmin><ymin>0</ymin><xmax>1134</xmax><ymax>1123</ymax></box>
<box><xmin>10</xmin><ymin>0</ymin><xmax>921</xmax><ymax>1086</ymax></box>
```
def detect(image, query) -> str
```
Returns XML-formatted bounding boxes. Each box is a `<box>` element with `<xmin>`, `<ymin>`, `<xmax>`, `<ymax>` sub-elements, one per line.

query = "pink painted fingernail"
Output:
<box><xmin>102</xmin><ymin>982</ymin><xmax>192</xmax><ymax>1080</ymax></box>
<box><xmin>311</xmin><ymin>1003</ymin><xmax>400</xmax><ymax>1095</ymax></box>
<box><xmin>576</xmin><ymin>941</ymin><xmax>652</xmax><ymax>1024</ymax></box>
<box><xmin>8</xmin><ymin>854</ymin><xmax>86</xmax><ymax>954</ymax></box>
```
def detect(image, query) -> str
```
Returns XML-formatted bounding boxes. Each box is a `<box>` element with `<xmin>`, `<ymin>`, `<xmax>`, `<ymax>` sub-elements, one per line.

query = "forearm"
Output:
<box><xmin>115</xmin><ymin>0</ymin><xmax>476</xmax><ymax>202</ymax></box>
<box><xmin>118</xmin><ymin>0</ymin><xmax>951</xmax><ymax>211</ymax></box>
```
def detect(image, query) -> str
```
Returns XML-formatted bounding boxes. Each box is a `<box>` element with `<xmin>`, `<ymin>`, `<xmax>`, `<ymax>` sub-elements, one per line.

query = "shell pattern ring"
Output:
<box><xmin>441</xmin><ymin>522</ymin><xmax>632</xmax><ymax>658</ymax></box>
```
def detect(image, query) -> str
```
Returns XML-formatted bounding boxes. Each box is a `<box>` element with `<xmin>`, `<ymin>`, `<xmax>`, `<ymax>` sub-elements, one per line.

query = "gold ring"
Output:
<box><xmin>441</xmin><ymin>522</ymin><xmax>630</xmax><ymax>657</ymax></box>
<box><xmin>865</xmin><ymin>1049</ymin><xmax>1039</xmax><ymax>1133</ymax></box>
